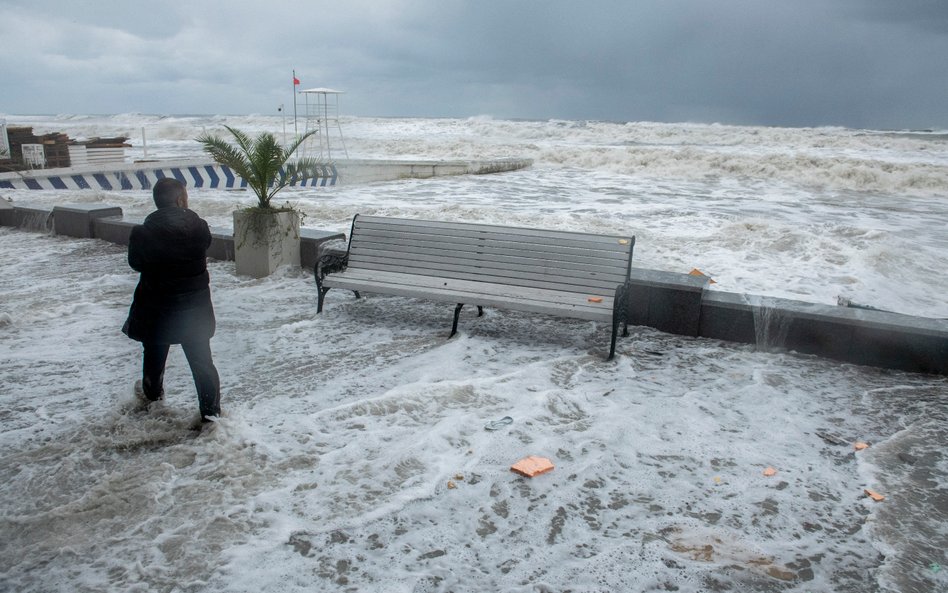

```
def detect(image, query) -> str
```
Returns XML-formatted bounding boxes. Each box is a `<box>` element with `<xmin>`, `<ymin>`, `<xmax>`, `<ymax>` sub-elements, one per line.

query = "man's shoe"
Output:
<box><xmin>135</xmin><ymin>379</ymin><xmax>163</xmax><ymax>402</ymax></box>
<box><xmin>132</xmin><ymin>380</ymin><xmax>165</xmax><ymax>413</ymax></box>
<box><xmin>189</xmin><ymin>411</ymin><xmax>222</xmax><ymax>431</ymax></box>
<box><xmin>132</xmin><ymin>380</ymin><xmax>150</xmax><ymax>407</ymax></box>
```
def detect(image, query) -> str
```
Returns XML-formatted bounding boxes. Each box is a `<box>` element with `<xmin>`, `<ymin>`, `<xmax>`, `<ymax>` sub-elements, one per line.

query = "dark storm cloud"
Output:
<box><xmin>305</xmin><ymin>1</ymin><xmax>948</xmax><ymax>128</ymax></box>
<box><xmin>2</xmin><ymin>0</ymin><xmax>947</xmax><ymax>129</ymax></box>
<box><xmin>847</xmin><ymin>0</ymin><xmax>948</xmax><ymax>33</ymax></box>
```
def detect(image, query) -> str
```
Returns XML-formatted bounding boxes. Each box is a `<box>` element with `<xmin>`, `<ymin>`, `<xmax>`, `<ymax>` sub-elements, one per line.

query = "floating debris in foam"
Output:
<box><xmin>511</xmin><ymin>456</ymin><xmax>554</xmax><ymax>478</ymax></box>
<box><xmin>484</xmin><ymin>416</ymin><xmax>513</xmax><ymax>431</ymax></box>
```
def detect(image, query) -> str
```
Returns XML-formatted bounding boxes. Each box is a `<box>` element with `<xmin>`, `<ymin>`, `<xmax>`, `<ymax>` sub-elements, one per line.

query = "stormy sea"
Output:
<box><xmin>1</xmin><ymin>113</ymin><xmax>946</xmax><ymax>592</ymax></box>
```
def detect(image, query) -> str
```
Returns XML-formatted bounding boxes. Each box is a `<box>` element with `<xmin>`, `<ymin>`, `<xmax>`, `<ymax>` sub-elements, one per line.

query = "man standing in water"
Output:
<box><xmin>123</xmin><ymin>178</ymin><xmax>221</xmax><ymax>426</ymax></box>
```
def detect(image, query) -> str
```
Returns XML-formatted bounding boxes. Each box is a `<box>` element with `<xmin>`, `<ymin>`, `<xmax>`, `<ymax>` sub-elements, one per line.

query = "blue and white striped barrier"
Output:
<box><xmin>0</xmin><ymin>161</ymin><xmax>338</xmax><ymax>191</ymax></box>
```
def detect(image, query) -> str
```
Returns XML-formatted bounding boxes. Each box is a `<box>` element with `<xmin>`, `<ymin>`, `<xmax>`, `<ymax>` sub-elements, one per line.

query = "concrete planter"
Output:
<box><xmin>233</xmin><ymin>208</ymin><xmax>301</xmax><ymax>278</ymax></box>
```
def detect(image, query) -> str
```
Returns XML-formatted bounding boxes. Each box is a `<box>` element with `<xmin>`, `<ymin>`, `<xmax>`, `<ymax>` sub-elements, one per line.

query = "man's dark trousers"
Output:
<box><xmin>142</xmin><ymin>340</ymin><xmax>220</xmax><ymax>418</ymax></box>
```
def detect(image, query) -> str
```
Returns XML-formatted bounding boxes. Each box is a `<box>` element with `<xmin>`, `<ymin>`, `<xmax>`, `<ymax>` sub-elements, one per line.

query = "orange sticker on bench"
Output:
<box><xmin>588</xmin><ymin>296</ymin><xmax>603</xmax><ymax>303</ymax></box>
<box><xmin>618</xmin><ymin>239</ymin><xmax>630</xmax><ymax>245</ymax></box>
<box><xmin>511</xmin><ymin>456</ymin><xmax>555</xmax><ymax>478</ymax></box>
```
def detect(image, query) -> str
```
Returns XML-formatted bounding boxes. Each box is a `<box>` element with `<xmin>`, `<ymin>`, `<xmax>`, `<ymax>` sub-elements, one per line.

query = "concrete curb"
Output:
<box><xmin>2</xmin><ymin>202</ymin><xmax>945</xmax><ymax>375</ymax></box>
<box><xmin>2</xmin><ymin>203</ymin><xmax>344</xmax><ymax>271</ymax></box>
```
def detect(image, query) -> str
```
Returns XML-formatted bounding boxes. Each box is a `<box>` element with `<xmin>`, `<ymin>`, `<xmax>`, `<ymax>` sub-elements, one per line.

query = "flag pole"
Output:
<box><xmin>292</xmin><ymin>69</ymin><xmax>299</xmax><ymax>138</ymax></box>
<box><xmin>279</xmin><ymin>104</ymin><xmax>286</xmax><ymax>147</ymax></box>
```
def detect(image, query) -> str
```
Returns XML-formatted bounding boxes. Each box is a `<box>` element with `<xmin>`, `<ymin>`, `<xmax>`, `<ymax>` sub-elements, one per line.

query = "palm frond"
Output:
<box><xmin>285</xmin><ymin>157</ymin><xmax>325</xmax><ymax>182</ymax></box>
<box><xmin>196</xmin><ymin>133</ymin><xmax>252</xmax><ymax>179</ymax></box>
<box><xmin>284</xmin><ymin>130</ymin><xmax>318</xmax><ymax>159</ymax></box>
<box><xmin>223</xmin><ymin>126</ymin><xmax>255</xmax><ymax>155</ymax></box>
<box><xmin>196</xmin><ymin>126</ymin><xmax>325</xmax><ymax>208</ymax></box>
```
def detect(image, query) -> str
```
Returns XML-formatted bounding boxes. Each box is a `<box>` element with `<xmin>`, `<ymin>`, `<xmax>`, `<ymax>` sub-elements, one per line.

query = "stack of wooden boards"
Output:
<box><xmin>1</xmin><ymin>126</ymin><xmax>129</xmax><ymax>171</ymax></box>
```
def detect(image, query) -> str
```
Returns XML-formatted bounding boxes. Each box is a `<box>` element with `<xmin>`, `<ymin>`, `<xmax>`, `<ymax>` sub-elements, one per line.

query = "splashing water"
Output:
<box><xmin>745</xmin><ymin>294</ymin><xmax>793</xmax><ymax>351</ymax></box>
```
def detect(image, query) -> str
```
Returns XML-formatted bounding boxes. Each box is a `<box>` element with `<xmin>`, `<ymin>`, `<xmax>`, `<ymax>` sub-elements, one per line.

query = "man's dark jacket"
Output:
<box><xmin>122</xmin><ymin>207</ymin><xmax>216</xmax><ymax>344</ymax></box>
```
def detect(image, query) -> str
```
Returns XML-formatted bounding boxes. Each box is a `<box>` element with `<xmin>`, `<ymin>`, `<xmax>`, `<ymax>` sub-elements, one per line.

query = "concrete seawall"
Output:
<box><xmin>0</xmin><ymin>202</ymin><xmax>344</xmax><ymax>270</ymax></box>
<box><xmin>2</xmin><ymin>201</ymin><xmax>945</xmax><ymax>376</ymax></box>
<box><xmin>0</xmin><ymin>158</ymin><xmax>533</xmax><ymax>190</ymax></box>
<box><xmin>333</xmin><ymin>158</ymin><xmax>534</xmax><ymax>184</ymax></box>
<box><xmin>627</xmin><ymin>268</ymin><xmax>947</xmax><ymax>375</ymax></box>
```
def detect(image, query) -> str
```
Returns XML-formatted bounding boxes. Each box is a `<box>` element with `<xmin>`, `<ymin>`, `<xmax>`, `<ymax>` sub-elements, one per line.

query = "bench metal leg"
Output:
<box><xmin>317</xmin><ymin>286</ymin><xmax>330</xmax><ymax>313</ymax></box>
<box><xmin>608</xmin><ymin>321</ymin><xmax>619</xmax><ymax>360</ymax></box>
<box><xmin>449</xmin><ymin>304</ymin><xmax>484</xmax><ymax>338</ymax></box>
<box><xmin>315</xmin><ymin>287</ymin><xmax>360</xmax><ymax>314</ymax></box>
<box><xmin>318</xmin><ymin>289</ymin><xmax>361</xmax><ymax>313</ymax></box>
<box><xmin>608</xmin><ymin>282</ymin><xmax>633</xmax><ymax>360</ymax></box>
<box><xmin>450</xmin><ymin>303</ymin><xmax>465</xmax><ymax>338</ymax></box>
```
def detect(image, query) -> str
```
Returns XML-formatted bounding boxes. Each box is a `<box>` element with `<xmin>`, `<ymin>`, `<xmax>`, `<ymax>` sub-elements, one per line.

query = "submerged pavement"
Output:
<box><xmin>1</xmin><ymin>228</ymin><xmax>946</xmax><ymax>593</ymax></box>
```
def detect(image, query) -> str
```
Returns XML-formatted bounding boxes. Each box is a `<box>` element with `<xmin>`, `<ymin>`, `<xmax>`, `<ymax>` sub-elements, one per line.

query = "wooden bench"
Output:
<box><xmin>315</xmin><ymin>215</ymin><xmax>636</xmax><ymax>359</ymax></box>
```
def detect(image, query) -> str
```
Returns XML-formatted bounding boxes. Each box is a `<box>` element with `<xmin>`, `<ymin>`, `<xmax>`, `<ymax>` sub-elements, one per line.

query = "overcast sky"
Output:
<box><xmin>2</xmin><ymin>0</ymin><xmax>947</xmax><ymax>129</ymax></box>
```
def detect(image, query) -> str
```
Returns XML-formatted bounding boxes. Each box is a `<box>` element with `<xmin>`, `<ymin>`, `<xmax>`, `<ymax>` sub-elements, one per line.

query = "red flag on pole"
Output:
<box><xmin>292</xmin><ymin>70</ymin><xmax>299</xmax><ymax>136</ymax></box>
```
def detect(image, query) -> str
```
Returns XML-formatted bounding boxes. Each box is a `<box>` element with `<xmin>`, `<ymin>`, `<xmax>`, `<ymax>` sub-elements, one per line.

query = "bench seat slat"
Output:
<box><xmin>324</xmin><ymin>269</ymin><xmax>615</xmax><ymax>322</ymax></box>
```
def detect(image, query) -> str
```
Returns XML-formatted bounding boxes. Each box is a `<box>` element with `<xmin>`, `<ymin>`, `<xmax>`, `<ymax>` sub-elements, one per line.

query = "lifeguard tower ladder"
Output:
<box><xmin>298</xmin><ymin>88</ymin><xmax>348</xmax><ymax>160</ymax></box>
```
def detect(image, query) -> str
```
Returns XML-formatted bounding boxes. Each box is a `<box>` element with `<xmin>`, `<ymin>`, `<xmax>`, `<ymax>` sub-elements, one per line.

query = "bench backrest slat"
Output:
<box><xmin>357</xmin><ymin>216</ymin><xmax>630</xmax><ymax>248</ymax></box>
<box><xmin>353</xmin><ymin>229</ymin><xmax>632</xmax><ymax>264</ymax></box>
<box><xmin>350</xmin><ymin>246</ymin><xmax>626</xmax><ymax>286</ymax></box>
<box><xmin>346</xmin><ymin>215</ymin><xmax>634</xmax><ymax>294</ymax></box>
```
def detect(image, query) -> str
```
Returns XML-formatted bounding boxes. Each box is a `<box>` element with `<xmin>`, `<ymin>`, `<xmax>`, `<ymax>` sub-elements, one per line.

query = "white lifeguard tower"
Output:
<box><xmin>297</xmin><ymin>87</ymin><xmax>348</xmax><ymax>160</ymax></box>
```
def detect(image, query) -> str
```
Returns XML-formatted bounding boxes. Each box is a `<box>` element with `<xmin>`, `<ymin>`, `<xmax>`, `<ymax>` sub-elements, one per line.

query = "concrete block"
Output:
<box><xmin>0</xmin><ymin>198</ymin><xmax>13</xmax><ymax>226</ymax></box>
<box><xmin>8</xmin><ymin>206</ymin><xmax>54</xmax><ymax>232</ymax></box>
<box><xmin>52</xmin><ymin>204</ymin><xmax>123</xmax><ymax>238</ymax></box>
<box><xmin>848</xmin><ymin>322</ymin><xmax>948</xmax><ymax>375</ymax></box>
<box><xmin>825</xmin><ymin>306</ymin><xmax>948</xmax><ymax>374</ymax></box>
<box><xmin>698</xmin><ymin>290</ymin><xmax>758</xmax><ymax>344</ymax></box>
<box><xmin>627</xmin><ymin>267</ymin><xmax>707</xmax><ymax>336</ymax></box>
<box><xmin>208</xmin><ymin>227</ymin><xmax>235</xmax><ymax>262</ymax></box>
<box><xmin>782</xmin><ymin>309</ymin><xmax>855</xmax><ymax>361</ymax></box>
<box><xmin>699</xmin><ymin>292</ymin><xmax>858</xmax><ymax>350</ymax></box>
<box><xmin>93</xmin><ymin>216</ymin><xmax>137</xmax><ymax>246</ymax></box>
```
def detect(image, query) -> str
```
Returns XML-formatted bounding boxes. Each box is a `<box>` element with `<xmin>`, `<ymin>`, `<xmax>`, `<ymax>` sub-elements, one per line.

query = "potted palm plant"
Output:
<box><xmin>197</xmin><ymin>126</ymin><xmax>322</xmax><ymax>278</ymax></box>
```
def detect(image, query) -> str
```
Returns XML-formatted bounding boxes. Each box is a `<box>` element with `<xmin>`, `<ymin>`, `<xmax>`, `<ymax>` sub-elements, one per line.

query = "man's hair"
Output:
<box><xmin>153</xmin><ymin>178</ymin><xmax>187</xmax><ymax>208</ymax></box>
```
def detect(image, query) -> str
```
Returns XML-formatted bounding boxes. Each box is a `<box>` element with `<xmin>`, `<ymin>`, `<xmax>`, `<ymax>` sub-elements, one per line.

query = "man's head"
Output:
<box><xmin>153</xmin><ymin>178</ymin><xmax>188</xmax><ymax>209</ymax></box>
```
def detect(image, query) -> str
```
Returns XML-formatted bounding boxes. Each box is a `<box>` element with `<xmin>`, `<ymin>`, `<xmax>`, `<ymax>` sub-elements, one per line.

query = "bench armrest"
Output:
<box><xmin>315</xmin><ymin>249</ymin><xmax>349</xmax><ymax>286</ymax></box>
